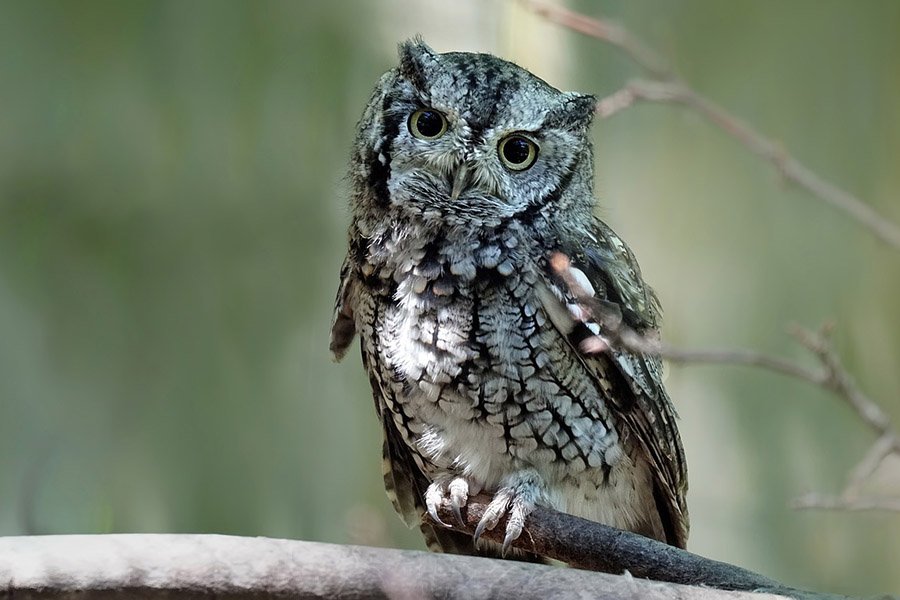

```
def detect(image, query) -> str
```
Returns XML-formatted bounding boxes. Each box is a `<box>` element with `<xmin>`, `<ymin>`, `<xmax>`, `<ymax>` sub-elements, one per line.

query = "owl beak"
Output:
<box><xmin>449</xmin><ymin>165</ymin><xmax>472</xmax><ymax>200</ymax></box>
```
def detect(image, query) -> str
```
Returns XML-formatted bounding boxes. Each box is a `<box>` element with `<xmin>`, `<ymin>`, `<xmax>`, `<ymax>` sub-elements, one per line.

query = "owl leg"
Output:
<box><xmin>425</xmin><ymin>475</ymin><xmax>475</xmax><ymax>528</ymax></box>
<box><xmin>474</xmin><ymin>468</ymin><xmax>546</xmax><ymax>554</ymax></box>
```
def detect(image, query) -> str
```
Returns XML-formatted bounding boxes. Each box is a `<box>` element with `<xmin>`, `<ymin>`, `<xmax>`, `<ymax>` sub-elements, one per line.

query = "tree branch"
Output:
<box><xmin>431</xmin><ymin>494</ymin><xmax>851</xmax><ymax>600</ymax></box>
<box><xmin>519</xmin><ymin>0</ymin><xmax>900</xmax><ymax>251</ymax></box>
<box><xmin>0</xmin><ymin>533</ymin><xmax>803</xmax><ymax>600</ymax></box>
<box><xmin>792</xmin><ymin>493</ymin><xmax>900</xmax><ymax>513</ymax></box>
<box><xmin>518</xmin><ymin>0</ymin><xmax>671</xmax><ymax>78</ymax></box>
<box><xmin>550</xmin><ymin>252</ymin><xmax>900</xmax><ymax>513</ymax></box>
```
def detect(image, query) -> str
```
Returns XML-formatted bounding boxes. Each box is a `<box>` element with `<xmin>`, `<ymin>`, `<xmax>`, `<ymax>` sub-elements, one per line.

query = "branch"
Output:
<box><xmin>518</xmin><ymin>0</ymin><xmax>671</xmax><ymax>78</ymax></box>
<box><xmin>792</xmin><ymin>493</ymin><xmax>900</xmax><ymax>513</ymax></box>
<box><xmin>432</xmin><ymin>494</ymin><xmax>850</xmax><ymax>600</ymax></box>
<box><xmin>793</xmin><ymin>432</ymin><xmax>900</xmax><ymax>512</ymax></box>
<box><xmin>0</xmin><ymin>534</ymin><xmax>801</xmax><ymax>600</ymax></box>
<box><xmin>550</xmin><ymin>252</ymin><xmax>900</xmax><ymax>513</ymax></box>
<box><xmin>661</xmin><ymin>324</ymin><xmax>898</xmax><ymax>448</ymax></box>
<box><xmin>519</xmin><ymin>0</ymin><xmax>900</xmax><ymax>251</ymax></box>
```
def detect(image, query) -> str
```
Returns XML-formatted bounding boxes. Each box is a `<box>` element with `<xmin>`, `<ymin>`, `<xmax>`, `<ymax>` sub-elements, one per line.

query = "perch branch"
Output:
<box><xmin>431</xmin><ymin>495</ymin><xmax>848</xmax><ymax>600</ymax></box>
<box><xmin>519</xmin><ymin>0</ymin><xmax>900</xmax><ymax>251</ymax></box>
<box><xmin>0</xmin><ymin>534</ymin><xmax>801</xmax><ymax>600</ymax></box>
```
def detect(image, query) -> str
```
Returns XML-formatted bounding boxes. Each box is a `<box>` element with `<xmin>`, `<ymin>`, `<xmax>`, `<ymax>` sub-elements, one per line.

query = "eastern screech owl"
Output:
<box><xmin>330</xmin><ymin>39</ymin><xmax>688</xmax><ymax>557</ymax></box>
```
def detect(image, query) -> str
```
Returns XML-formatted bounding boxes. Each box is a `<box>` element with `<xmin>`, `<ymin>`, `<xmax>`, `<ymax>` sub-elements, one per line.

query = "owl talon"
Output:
<box><xmin>427</xmin><ymin>503</ymin><xmax>450</xmax><ymax>528</ymax></box>
<box><xmin>472</xmin><ymin>516</ymin><xmax>489</xmax><ymax>545</ymax></box>
<box><xmin>472</xmin><ymin>470</ymin><xmax>542</xmax><ymax>552</ymax></box>
<box><xmin>501</xmin><ymin>529</ymin><xmax>517</xmax><ymax>556</ymax></box>
<box><xmin>452</xmin><ymin>504</ymin><xmax>465</xmax><ymax>527</ymax></box>
<box><xmin>502</xmin><ymin>495</ymin><xmax>529</xmax><ymax>552</ymax></box>
<box><xmin>424</xmin><ymin>480</ymin><xmax>452</xmax><ymax>528</ymax></box>
<box><xmin>448</xmin><ymin>477</ymin><xmax>469</xmax><ymax>527</ymax></box>
<box><xmin>473</xmin><ymin>488</ymin><xmax>512</xmax><ymax>545</ymax></box>
<box><xmin>425</xmin><ymin>476</ymin><xmax>473</xmax><ymax>528</ymax></box>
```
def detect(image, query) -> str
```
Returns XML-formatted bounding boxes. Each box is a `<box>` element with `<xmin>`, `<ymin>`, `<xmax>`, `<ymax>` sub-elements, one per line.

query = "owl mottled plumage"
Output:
<box><xmin>330</xmin><ymin>39</ymin><xmax>688</xmax><ymax>557</ymax></box>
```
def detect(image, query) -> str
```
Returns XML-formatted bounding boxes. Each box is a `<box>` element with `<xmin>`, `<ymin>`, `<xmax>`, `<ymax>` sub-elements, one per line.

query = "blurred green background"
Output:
<box><xmin>1</xmin><ymin>0</ymin><xmax>898</xmax><ymax>595</ymax></box>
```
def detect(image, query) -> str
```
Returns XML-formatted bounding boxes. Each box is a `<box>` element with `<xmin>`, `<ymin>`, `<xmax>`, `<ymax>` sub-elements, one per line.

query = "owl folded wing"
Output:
<box><xmin>537</xmin><ymin>219</ymin><xmax>690</xmax><ymax>548</ymax></box>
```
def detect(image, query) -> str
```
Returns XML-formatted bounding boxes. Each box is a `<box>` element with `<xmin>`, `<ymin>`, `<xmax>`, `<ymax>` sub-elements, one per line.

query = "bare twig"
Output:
<box><xmin>788</xmin><ymin>325</ymin><xmax>896</xmax><ymax>440</ymax></box>
<box><xmin>792</xmin><ymin>433</ymin><xmax>900</xmax><ymax>512</ymax></box>
<box><xmin>517</xmin><ymin>0</ymin><xmax>671</xmax><ymax>78</ymax></box>
<box><xmin>846</xmin><ymin>434</ymin><xmax>898</xmax><ymax>491</ymax></box>
<box><xmin>550</xmin><ymin>252</ymin><xmax>900</xmax><ymax>513</ymax></box>
<box><xmin>792</xmin><ymin>494</ymin><xmax>900</xmax><ymax>513</ymax></box>
<box><xmin>0</xmin><ymin>534</ymin><xmax>805</xmax><ymax>600</ymax></box>
<box><xmin>519</xmin><ymin>0</ymin><xmax>900</xmax><ymax>251</ymax></box>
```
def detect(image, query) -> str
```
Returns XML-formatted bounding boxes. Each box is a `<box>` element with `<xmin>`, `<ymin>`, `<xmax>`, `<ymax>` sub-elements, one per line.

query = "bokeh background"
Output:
<box><xmin>1</xmin><ymin>0</ymin><xmax>899</xmax><ymax>595</ymax></box>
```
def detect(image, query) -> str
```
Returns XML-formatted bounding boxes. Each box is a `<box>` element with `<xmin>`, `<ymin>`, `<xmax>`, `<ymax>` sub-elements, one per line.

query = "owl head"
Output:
<box><xmin>351</xmin><ymin>39</ymin><xmax>597</xmax><ymax>230</ymax></box>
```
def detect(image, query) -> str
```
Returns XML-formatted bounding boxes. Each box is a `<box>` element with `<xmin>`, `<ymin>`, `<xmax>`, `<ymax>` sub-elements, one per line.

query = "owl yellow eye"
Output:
<box><xmin>498</xmin><ymin>135</ymin><xmax>538</xmax><ymax>170</ymax></box>
<box><xmin>408</xmin><ymin>109</ymin><xmax>448</xmax><ymax>140</ymax></box>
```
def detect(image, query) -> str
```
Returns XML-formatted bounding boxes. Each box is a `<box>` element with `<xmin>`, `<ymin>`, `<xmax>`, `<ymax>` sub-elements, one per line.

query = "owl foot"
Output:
<box><xmin>473</xmin><ymin>469</ymin><xmax>545</xmax><ymax>555</ymax></box>
<box><xmin>425</xmin><ymin>476</ymin><xmax>471</xmax><ymax>528</ymax></box>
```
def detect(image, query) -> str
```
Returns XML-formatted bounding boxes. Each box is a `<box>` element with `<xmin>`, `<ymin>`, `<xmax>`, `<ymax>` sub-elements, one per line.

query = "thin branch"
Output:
<box><xmin>636</xmin><ymin>341</ymin><xmax>825</xmax><ymax>384</ymax></box>
<box><xmin>532</xmin><ymin>0</ymin><xmax>900</xmax><ymax>511</ymax></box>
<box><xmin>789</xmin><ymin>325</ymin><xmax>896</xmax><ymax>441</ymax></box>
<box><xmin>517</xmin><ymin>0</ymin><xmax>671</xmax><ymax>78</ymax></box>
<box><xmin>0</xmin><ymin>533</ymin><xmax>803</xmax><ymax>600</ymax></box>
<box><xmin>792</xmin><ymin>494</ymin><xmax>900</xmax><ymax>513</ymax></box>
<box><xmin>846</xmin><ymin>434</ymin><xmax>898</xmax><ymax>492</ymax></box>
<box><xmin>550</xmin><ymin>252</ymin><xmax>900</xmax><ymax>512</ymax></box>
<box><xmin>519</xmin><ymin>0</ymin><xmax>900</xmax><ymax>251</ymax></box>
<box><xmin>791</xmin><ymin>433</ymin><xmax>900</xmax><ymax>513</ymax></box>
<box><xmin>553</xmin><ymin>251</ymin><xmax>896</xmax><ymax>443</ymax></box>
<box><xmin>660</xmin><ymin>324</ymin><xmax>898</xmax><ymax>455</ymax></box>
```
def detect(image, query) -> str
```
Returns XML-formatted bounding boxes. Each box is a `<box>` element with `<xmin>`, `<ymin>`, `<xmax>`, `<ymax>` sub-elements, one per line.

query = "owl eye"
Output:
<box><xmin>408</xmin><ymin>109</ymin><xmax>448</xmax><ymax>140</ymax></box>
<box><xmin>498</xmin><ymin>135</ymin><xmax>538</xmax><ymax>171</ymax></box>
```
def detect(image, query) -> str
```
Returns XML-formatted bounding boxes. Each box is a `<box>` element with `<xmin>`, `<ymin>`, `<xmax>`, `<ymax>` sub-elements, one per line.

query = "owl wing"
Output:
<box><xmin>538</xmin><ymin>219</ymin><xmax>689</xmax><ymax>548</ymax></box>
<box><xmin>329</xmin><ymin>253</ymin><xmax>359</xmax><ymax>361</ymax></box>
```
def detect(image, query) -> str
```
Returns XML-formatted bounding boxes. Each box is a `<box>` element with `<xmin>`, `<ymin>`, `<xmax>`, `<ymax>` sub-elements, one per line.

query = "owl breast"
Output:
<box><xmin>357</xmin><ymin>215</ymin><xmax>653</xmax><ymax>528</ymax></box>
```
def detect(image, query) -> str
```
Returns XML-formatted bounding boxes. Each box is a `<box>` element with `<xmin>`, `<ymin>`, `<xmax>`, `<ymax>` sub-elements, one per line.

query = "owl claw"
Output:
<box><xmin>425</xmin><ymin>476</ymin><xmax>472</xmax><ymax>529</ymax></box>
<box><xmin>473</xmin><ymin>488</ymin><xmax>511</xmax><ymax>545</ymax></box>
<box><xmin>448</xmin><ymin>478</ymin><xmax>469</xmax><ymax>527</ymax></box>
<box><xmin>452</xmin><ymin>503</ymin><xmax>465</xmax><ymax>527</ymax></box>
<box><xmin>426</xmin><ymin>472</ymin><xmax>541</xmax><ymax>552</ymax></box>
<box><xmin>472</xmin><ymin>515</ymin><xmax>490</xmax><ymax>545</ymax></box>
<box><xmin>501</xmin><ymin>529</ymin><xmax>517</xmax><ymax>556</ymax></box>
<box><xmin>424</xmin><ymin>480</ymin><xmax>451</xmax><ymax>528</ymax></box>
<box><xmin>501</xmin><ymin>495</ymin><xmax>529</xmax><ymax>552</ymax></box>
<box><xmin>427</xmin><ymin>503</ymin><xmax>450</xmax><ymax>528</ymax></box>
<box><xmin>472</xmin><ymin>470</ymin><xmax>542</xmax><ymax>553</ymax></box>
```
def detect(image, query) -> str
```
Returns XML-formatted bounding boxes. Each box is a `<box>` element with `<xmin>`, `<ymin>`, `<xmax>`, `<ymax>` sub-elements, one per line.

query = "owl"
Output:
<box><xmin>330</xmin><ymin>39</ymin><xmax>688</xmax><ymax>558</ymax></box>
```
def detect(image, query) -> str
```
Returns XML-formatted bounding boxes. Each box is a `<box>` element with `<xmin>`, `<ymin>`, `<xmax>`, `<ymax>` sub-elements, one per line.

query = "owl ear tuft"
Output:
<box><xmin>565</xmin><ymin>92</ymin><xmax>597</xmax><ymax>127</ymax></box>
<box><xmin>397</xmin><ymin>37</ymin><xmax>439</xmax><ymax>91</ymax></box>
<box><xmin>546</xmin><ymin>92</ymin><xmax>597</xmax><ymax>131</ymax></box>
